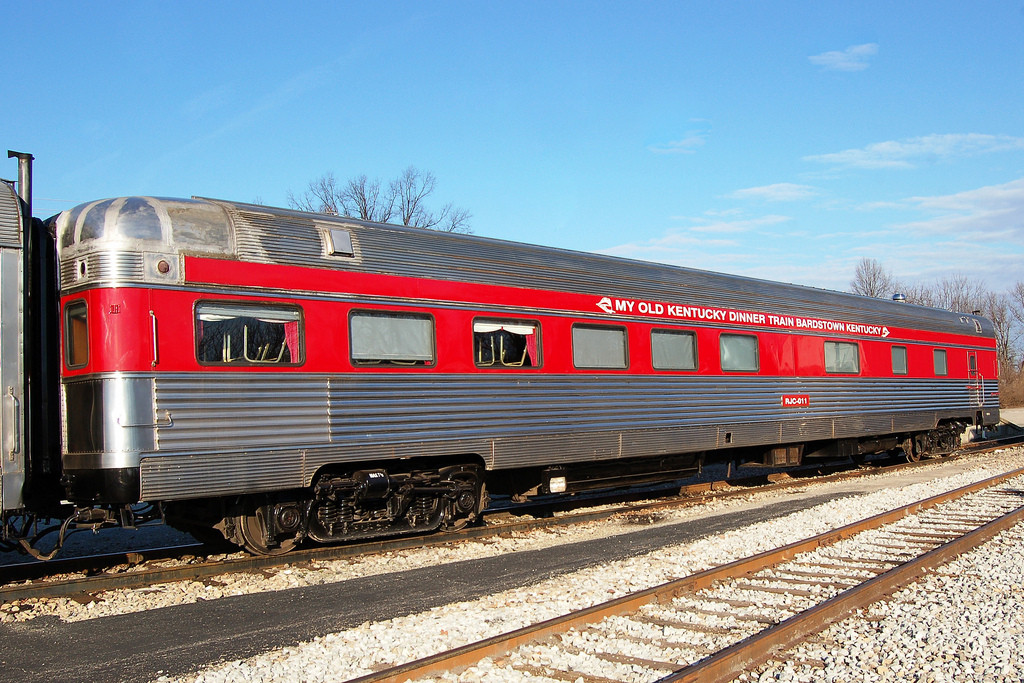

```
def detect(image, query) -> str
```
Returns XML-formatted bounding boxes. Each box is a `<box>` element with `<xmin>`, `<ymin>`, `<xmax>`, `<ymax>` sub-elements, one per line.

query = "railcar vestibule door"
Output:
<box><xmin>0</xmin><ymin>183</ymin><xmax>26</xmax><ymax>512</ymax></box>
<box><xmin>967</xmin><ymin>351</ymin><xmax>983</xmax><ymax>407</ymax></box>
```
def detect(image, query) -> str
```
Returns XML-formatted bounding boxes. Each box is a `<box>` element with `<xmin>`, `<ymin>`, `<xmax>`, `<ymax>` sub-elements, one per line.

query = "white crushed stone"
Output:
<box><xmin>0</xmin><ymin>455</ymin><xmax>978</xmax><ymax>624</ymax></box>
<box><xmin>129</xmin><ymin>449</ymin><xmax>1024</xmax><ymax>683</ymax></box>
<box><xmin>744</xmin><ymin>523</ymin><xmax>1024</xmax><ymax>683</ymax></box>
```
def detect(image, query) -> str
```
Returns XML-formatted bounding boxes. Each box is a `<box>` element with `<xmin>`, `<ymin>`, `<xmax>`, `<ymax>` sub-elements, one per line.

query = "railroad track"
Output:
<box><xmin>350</xmin><ymin>466</ymin><xmax>1024</xmax><ymax>683</ymax></box>
<box><xmin>0</xmin><ymin>441</ymin><xmax>1017</xmax><ymax>602</ymax></box>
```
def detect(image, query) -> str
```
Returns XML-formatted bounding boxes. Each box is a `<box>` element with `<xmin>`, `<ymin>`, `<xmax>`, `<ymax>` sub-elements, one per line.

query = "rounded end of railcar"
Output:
<box><xmin>52</xmin><ymin>196</ymin><xmax>234</xmax><ymax>257</ymax></box>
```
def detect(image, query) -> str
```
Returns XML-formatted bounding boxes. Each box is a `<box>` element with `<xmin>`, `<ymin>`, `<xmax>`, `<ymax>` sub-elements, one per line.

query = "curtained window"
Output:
<box><xmin>196</xmin><ymin>302</ymin><xmax>303</xmax><ymax>365</ymax></box>
<box><xmin>473</xmin><ymin>320</ymin><xmax>540</xmax><ymax>367</ymax></box>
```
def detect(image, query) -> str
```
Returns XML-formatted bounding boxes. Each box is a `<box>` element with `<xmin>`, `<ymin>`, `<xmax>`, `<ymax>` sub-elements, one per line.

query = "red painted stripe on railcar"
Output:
<box><xmin>183</xmin><ymin>256</ymin><xmax>995</xmax><ymax>349</ymax></box>
<box><xmin>59</xmin><ymin>258</ymin><xmax>999</xmax><ymax>378</ymax></box>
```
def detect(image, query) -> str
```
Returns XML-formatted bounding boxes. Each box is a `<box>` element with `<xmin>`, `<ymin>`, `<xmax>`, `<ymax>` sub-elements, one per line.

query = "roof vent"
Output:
<box><xmin>323</xmin><ymin>226</ymin><xmax>355</xmax><ymax>257</ymax></box>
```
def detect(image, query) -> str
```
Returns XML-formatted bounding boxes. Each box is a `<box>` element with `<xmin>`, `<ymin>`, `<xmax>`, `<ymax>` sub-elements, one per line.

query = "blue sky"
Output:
<box><xmin>5</xmin><ymin>1</ymin><xmax>1023</xmax><ymax>293</ymax></box>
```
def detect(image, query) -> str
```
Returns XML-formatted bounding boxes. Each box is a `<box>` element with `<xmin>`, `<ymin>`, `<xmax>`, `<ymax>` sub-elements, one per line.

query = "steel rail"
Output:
<box><xmin>0</xmin><ymin>443</ymin><xmax>1014</xmax><ymax>601</ymax></box>
<box><xmin>348</xmin><ymin>465</ymin><xmax>1024</xmax><ymax>683</ymax></box>
<box><xmin>664</xmin><ymin>499</ymin><xmax>1024</xmax><ymax>682</ymax></box>
<box><xmin>0</xmin><ymin>543</ymin><xmax>205</xmax><ymax>580</ymax></box>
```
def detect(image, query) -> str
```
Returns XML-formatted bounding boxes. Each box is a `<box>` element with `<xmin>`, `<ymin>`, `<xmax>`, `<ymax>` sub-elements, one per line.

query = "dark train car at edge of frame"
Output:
<box><xmin>0</xmin><ymin>187</ymin><xmax>1001</xmax><ymax>555</ymax></box>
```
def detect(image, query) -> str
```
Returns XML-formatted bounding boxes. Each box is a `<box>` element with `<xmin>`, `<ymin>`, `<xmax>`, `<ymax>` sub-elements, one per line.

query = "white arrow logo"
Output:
<box><xmin>882</xmin><ymin>327</ymin><xmax>890</xmax><ymax>337</ymax></box>
<box><xmin>596</xmin><ymin>297</ymin><xmax>615</xmax><ymax>314</ymax></box>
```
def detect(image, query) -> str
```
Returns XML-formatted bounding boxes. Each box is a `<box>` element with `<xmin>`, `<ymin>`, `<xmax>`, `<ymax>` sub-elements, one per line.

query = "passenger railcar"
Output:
<box><xmin>0</xmin><ymin>165</ymin><xmax>1001</xmax><ymax>556</ymax></box>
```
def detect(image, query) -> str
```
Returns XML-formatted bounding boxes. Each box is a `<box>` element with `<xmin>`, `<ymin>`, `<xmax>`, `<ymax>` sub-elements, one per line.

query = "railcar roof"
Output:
<box><xmin>0</xmin><ymin>182</ymin><xmax>23</xmax><ymax>248</ymax></box>
<box><xmin>51</xmin><ymin>195</ymin><xmax>993</xmax><ymax>338</ymax></box>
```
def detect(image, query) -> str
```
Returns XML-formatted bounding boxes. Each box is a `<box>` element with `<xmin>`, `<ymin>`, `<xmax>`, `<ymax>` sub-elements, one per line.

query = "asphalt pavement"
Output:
<box><xmin>0</xmin><ymin>491</ymin><xmax>846</xmax><ymax>683</ymax></box>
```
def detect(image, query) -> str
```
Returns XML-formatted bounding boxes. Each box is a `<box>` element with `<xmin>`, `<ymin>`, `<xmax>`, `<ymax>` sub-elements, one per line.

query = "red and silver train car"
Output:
<box><xmin>0</xmin><ymin>172</ymin><xmax>1001</xmax><ymax>556</ymax></box>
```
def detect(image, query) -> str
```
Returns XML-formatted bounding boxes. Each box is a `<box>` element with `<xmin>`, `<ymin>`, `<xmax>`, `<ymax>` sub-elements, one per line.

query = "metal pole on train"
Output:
<box><xmin>7</xmin><ymin>151</ymin><xmax>33</xmax><ymax>218</ymax></box>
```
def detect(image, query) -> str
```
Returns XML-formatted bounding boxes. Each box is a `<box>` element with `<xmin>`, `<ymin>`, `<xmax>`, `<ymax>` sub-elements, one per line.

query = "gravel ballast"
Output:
<box><xmin>129</xmin><ymin>450</ymin><xmax>1024</xmax><ymax>683</ymax></box>
<box><xmin>744</xmin><ymin>522</ymin><xmax>1024</xmax><ymax>682</ymax></box>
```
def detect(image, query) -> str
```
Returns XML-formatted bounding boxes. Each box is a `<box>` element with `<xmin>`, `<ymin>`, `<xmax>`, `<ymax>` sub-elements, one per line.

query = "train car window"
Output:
<box><xmin>64</xmin><ymin>300</ymin><xmax>89</xmax><ymax>369</ymax></box>
<box><xmin>195</xmin><ymin>302</ymin><xmax>303</xmax><ymax>366</ymax></box>
<box><xmin>720</xmin><ymin>333</ymin><xmax>758</xmax><ymax>372</ymax></box>
<box><xmin>891</xmin><ymin>346</ymin><xmax>908</xmax><ymax>375</ymax></box>
<box><xmin>473</xmin><ymin>320</ymin><xmax>540</xmax><ymax>368</ymax></box>
<box><xmin>824</xmin><ymin>341</ymin><xmax>860</xmax><ymax>374</ymax></box>
<box><xmin>651</xmin><ymin>329</ymin><xmax>697</xmax><ymax>370</ymax></box>
<box><xmin>572</xmin><ymin>324</ymin><xmax>628</xmax><ymax>369</ymax></box>
<box><xmin>933</xmin><ymin>348</ymin><xmax>948</xmax><ymax>376</ymax></box>
<box><xmin>350</xmin><ymin>311</ymin><xmax>435</xmax><ymax>366</ymax></box>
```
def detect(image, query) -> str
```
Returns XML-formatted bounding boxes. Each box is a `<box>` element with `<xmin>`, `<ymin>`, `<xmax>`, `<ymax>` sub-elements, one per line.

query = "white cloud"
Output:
<box><xmin>594</xmin><ymin>179</ymin><xmax>1024</xmax><ymax>294</ymax></box>
<box><xmin>808</xmin><ymin>43</ymin><xmax>879</xmax><ymax>72</ymax></box>
<box><xmin>726</xmin><ymin>183</ymin><xmax>819</xmax><ymax>202</ymax></box>
<box><xmin>855</xmin><ymin>178</ymin><xmax>1024</xmax><ymax>289</ymax></box>
<box><xmin>648</xmin><ymin>121</ymin><xmax>712</xmax><ymax>154</ymax></box>
<box><xmin>596</xmin><ymin>213</ymin><xmax>796</xmax><ymax>281</ymax></box>
<box><xmin>648</xmin><ymin>132</ymin><xmax>708</xmax><ymax>154</ymax></box>
<box><xmin>687</xmin><ymin>214</ymin><xmax>791</xmax><ymax>233</ymax></box>
<box><xmin>897</xmin><ymin>177</ymin><xmax>1024</xmax><ymax>242</ymax></box>
<box><xmin>804</xmin><ymin>134</ymin><xmax>1024</xmax><ymax>170</ymax></box>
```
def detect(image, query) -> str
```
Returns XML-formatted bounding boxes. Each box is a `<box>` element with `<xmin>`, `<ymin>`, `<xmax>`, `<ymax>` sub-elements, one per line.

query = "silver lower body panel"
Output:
<box><xmin>97</xmin><ymin>372</ymin><xmax>995</xmax><ymax>502</ymax></box>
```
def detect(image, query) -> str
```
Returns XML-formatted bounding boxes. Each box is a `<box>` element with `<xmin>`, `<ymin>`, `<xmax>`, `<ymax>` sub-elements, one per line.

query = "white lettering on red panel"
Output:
<box><xmin>782</xmin><ymin>394</ymin><xmax>810</xmax><ymax>408</ymax></box>
<box><xmin>595</xmin><ymin>297</ymin><xmax>890</xmax><ymax>338</ymax></box>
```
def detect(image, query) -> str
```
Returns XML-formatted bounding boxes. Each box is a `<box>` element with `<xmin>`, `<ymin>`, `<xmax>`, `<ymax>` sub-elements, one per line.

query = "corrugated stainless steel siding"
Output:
<box><xmin>327</xmin><ymin>375</ymin><xmax>969</xmax><ymax>463</ymax></box>
<box><xmin>214</xmin><ymin>201</ymin><xmax>988</xmax><ymax>338</ymax></box>
<box><xmin>138</xmin><ymin>372</ymin><xmax>979</xmax><ymax>500</ymax></box>
<box><xmin>141</xmin><ymin>449</ymin><xmax>306</xmax><ymax>500</ymax></box>
<box><xmin>59</xmin><ymin>251</ymin><xmax>145</xmax><ymax>290</ymax></box>
<box><xmin>153</xmin><ymin>375</ymin><xmax>331</xmax><ymax>451</ymax></box>
<box><xmin>232</xmin><ymin>211</ymin><xmax>326</xmax><ymax>264</ymax></box>
<box><xmin>0</xmin><ymin>184</ymin><xmax>21</xmax><ymax>248</ymax></box>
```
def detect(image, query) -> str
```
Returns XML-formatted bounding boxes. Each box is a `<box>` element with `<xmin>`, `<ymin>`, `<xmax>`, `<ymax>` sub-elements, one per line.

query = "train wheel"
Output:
<box><xmin>439</xmin><ymin>464</ymin><xmax>485</xmax><ymax>530</ymax></box>
<box><xmin>902</xmin><ymin>436</ymin><xmax>922</xmax><ymax>463</ymax></box>
<box><xmin>236</xmin><ymin>509</ymin><xmax>297</xmax><ymax>556</ymax></box>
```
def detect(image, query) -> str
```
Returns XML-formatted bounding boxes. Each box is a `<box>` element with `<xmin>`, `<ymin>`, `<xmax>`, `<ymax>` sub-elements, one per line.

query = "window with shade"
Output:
<box><xmin>825</xmin><ymin>341</ymin><xmax>860</xmax><ymax>374</ymax></box>
<box><xmin>473</xmin><ymin>319</ymin><xmax>541</xmax><ymax>368</ymax></box>
<box><xmin>196</xmin><ymin>302</ymin><xmax>303</xmax><ymax>366</ymax></box>
<box><xmin>651</xmin><ymin>328</ymin><xmax>697</xmax><ymax>371</ymax></box>
<box><xmin>891</xmin><ymin>346</ymin><xmax>908</xmax><ymax>375</ymax></box>
<box><xmin>349</xmin><ymin>310</ymin><xmax>435</xmax><ymax>366</ymax></box>
<box><xmin>572</xmin><ymin>324</ymin><xmax>629</xmax><ymax>369</ymax></box>
<box><xmin>720</xmin><ymin>333</ymin><xmax>759</xmax><ymax>372</ymax></box>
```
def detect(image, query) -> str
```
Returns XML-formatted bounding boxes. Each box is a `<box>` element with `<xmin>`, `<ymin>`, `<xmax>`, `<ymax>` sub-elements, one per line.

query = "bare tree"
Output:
<box><xmin>1010</xmin><ymin>281</ymin><xmax>1024</xmax><ymax>326</ymax></box>
<box><xmin>342</xmin><ymin>175</ymin><xmax>395</xmax><ymax>223</ymax></box>
<box><xmin>850</xmin><ymin>258</ymin><xmax>898</xmax><ymax>298</ymax></box>
<box><xmin>980</xmin><ymin>291</ymin><xmax>1019</xmax><ymax>372</ymax></box>
<box><xmin>851</xmin><ymin>265</ymin><xmax>1024</xmax><ymax>404</ymax></box>
<box><xmin>289</xmin><ymin>167</ymin><xmax>472</xmax><ymax>233</ymax></box>
<box><xmin>287</xmin><ymin>172</ymin><xmax>342</xmax><ymax>215</ymax></box>
<box><xmin>392</xmin><ymin>167</ymin><xmax>435</xmax><ymax>228</ymax></box>
<box><xmin>436</xmin><ymin>204</ymin><xmax>473</xmax><ymax>234</ymax></box>
<box><xmin>931</xmin><ymin>272</ymin><xmax>989</xmax><ymax>314</ymax></box>
<box><xmin>897</xmin><ymin>281</ymin><xmax>938</xmax><ymax>308</ymax></box>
